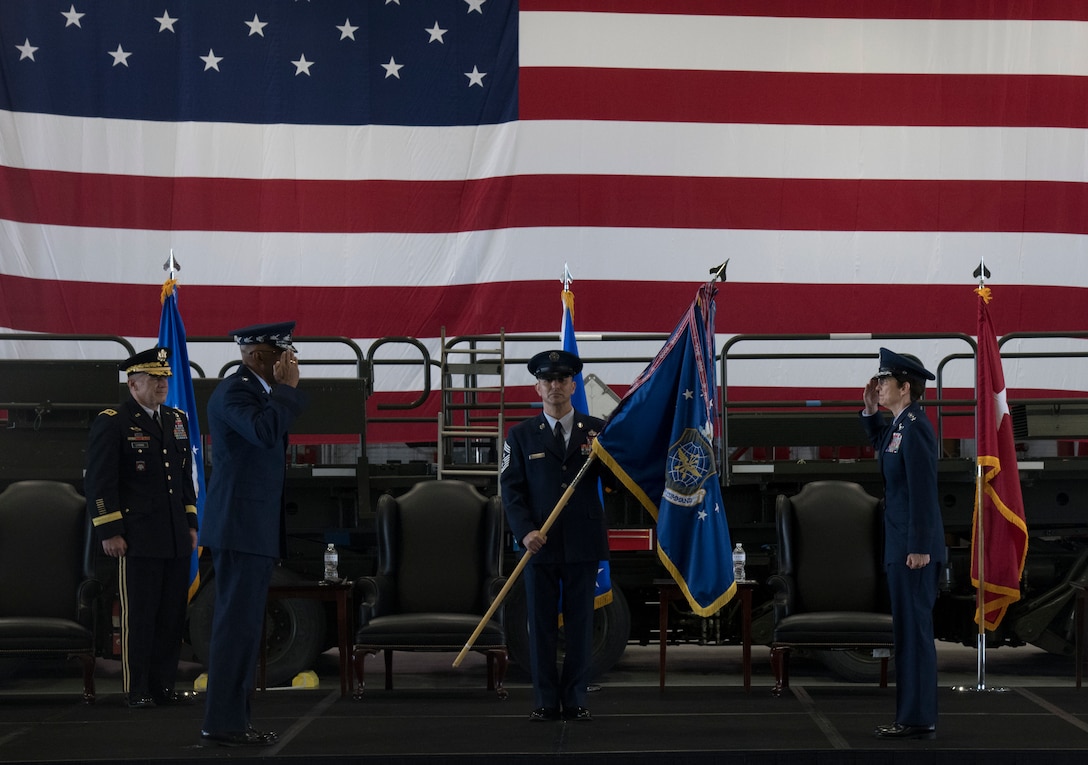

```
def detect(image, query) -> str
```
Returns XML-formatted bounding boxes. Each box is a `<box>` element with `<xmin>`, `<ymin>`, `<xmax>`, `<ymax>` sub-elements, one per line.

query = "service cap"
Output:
<box><xmin>230</xmin><ymin>321</ymin><xmax>297</xmax><ymax>352</ymax></box>
<box><xmin>528</xmin><ymin>349</ymin><xmax>582</xmax><ymax>379</ymax></box>
<box><xmin>876</xmin><ymin>347</ymin><xmax>935</xmax><ymax>382</ymax></box>
<box><xmin>120</xmin><ymin>346</ymin><xmax>172</xmax><ymax>377</ymax></box>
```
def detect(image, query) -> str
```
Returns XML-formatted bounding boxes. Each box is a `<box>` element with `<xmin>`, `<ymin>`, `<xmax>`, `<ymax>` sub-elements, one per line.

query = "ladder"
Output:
<box><xmin>436</xmin><ymin>329</ymin><xmax>505</xmax><ymax>489</ymax></box>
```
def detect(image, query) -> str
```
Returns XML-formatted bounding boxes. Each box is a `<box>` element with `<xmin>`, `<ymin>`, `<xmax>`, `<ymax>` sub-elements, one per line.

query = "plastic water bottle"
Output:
<box><xmin>323</xmin><ymin>544</ymin><xmax>339</xmax><ymax>582</ymax></box>
<box><xmin>732</xmin><ymin>543</ymin><xmax>746</xmax><ymax>582</ymax></box>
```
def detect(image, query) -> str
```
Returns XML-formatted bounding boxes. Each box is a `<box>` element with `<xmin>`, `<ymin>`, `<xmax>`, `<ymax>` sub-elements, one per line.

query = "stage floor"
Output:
<box><xmin>2</xmin><ymin>642</ymin><xmax>1086</xmax><ymax>764</ymax></box>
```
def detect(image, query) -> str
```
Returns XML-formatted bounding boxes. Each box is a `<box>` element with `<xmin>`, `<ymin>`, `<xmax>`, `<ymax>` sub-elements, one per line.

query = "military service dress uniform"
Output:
<box><xmin>860</xmin><ymin>348</ymin><xmax>944</xmax><ymax>736</ymax></box>
<box><xmin>501</xmin><ymin>350</ymin><xmax>610</xmax><ymax>719</ymax></box>
<box><xmin>199</xmin><ymin>321</ymin><xmax>305</xmax><ymax>745</ymax></box>
<box><xmin>85</xmin><ymin>352</ymin><xmax>198</xmax><ymax>705</ymax></box>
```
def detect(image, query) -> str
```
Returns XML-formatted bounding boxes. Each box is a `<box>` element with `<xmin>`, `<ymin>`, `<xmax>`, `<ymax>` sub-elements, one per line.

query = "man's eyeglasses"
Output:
<box><xmin>252</xmin><ymin>348</ymin><xmax>284</xmax><ymax>359</ymax></box>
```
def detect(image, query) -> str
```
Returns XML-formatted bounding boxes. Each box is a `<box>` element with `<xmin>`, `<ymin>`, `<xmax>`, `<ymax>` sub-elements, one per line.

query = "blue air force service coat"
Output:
<box><xmin>200</xmin><ymin>369</ymin><xmax>305</xmax><ymax>559</ymax></box>
<box><xmin>85</xmin><ymin>398</ymin><xmax>198</xmax><ymax>557</ymax></box>
<box><xmin>860</xmin><ymin>401</ymin><xmax>945</xmax><ymax>564</ymax></box>
<box><xmin>501</xmin><ymin>412</ymin><xmax>610</xmax><ymax>565</ymax></box>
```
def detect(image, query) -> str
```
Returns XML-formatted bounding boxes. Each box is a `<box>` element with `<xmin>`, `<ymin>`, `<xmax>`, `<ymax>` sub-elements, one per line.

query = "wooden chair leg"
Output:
<box><xmin>486</xmin><ymin>648</ymin><xmax>509</xmax><ymax>700</ymax></box>
<box><xmin>383</xmin><ymin>649</ymin><xmax>394</xmax><ymax>690</ymax></box>
<box><xmin>770</xmin><ymin>645</ymin><xmax>789</xmax><ymax>697</ymax></box>
<box><xmin>352</xmin><ymin>647</ymin><xmax>376</xmax><ymax>699</ymax></box>
<box><xmin>75</xmin><ymin>652</ymin><xmax>96</xmax><ymax>704</ymax></box>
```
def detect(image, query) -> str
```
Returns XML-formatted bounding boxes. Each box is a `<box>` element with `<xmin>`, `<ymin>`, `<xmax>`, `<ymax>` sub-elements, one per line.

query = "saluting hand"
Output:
<box><xmin>273</xmin><ymin>350</ymin><xmax>301</xmax><ymax>388</ymax></box>
<box><xmin>862</xmin><ymin>377</ymin><xmax>880</xmax><ymax>414</ymax></box>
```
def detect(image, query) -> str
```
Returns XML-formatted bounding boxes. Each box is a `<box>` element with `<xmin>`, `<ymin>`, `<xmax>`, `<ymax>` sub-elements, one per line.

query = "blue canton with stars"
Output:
<box><xmin>0</xmin><ymin>0</ymin><xmax>518</xmax><ymax>126</ymax></box>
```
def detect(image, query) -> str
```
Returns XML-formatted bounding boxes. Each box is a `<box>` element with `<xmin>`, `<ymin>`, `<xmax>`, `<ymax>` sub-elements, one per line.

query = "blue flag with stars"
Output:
<box><xmin>157</xmin><ymin>280</ymin><xmax>206</xmax><ymax>602</ymax></box>
<box><xmin>591</xmin><ymin>283</ymin><xmax>734</xmax><ymax>616</ymax></box>
<box><xmin>561</xmin><ymin>286</ymin><xmax>612</xmax><ymax>611</ymax></box>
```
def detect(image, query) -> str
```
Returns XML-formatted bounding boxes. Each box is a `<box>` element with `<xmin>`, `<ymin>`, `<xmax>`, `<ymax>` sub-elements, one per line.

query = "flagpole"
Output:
<box><xmin>954</xmin><ymin>258</ymin><xmax>1006</xmax><ymax>694</ymax></box>
<box><xmin>456</xmin><ymin>264</ymin><xmax>731</xmax><ymax>666</ymax></box>
<box><xmin>453</xmin><ymin>453</ymin><xmax>599</xmax><ymax>667</ymax></box>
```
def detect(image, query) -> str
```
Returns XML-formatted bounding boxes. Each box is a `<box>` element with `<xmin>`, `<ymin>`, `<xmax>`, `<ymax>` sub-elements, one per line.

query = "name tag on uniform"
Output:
<box><xmin>887</xmin><ymin>432</ymin><xmax>903</xmax><ymax>453</ymax></box>
<box><xmin>529</xmin><ymin>452</ymin><xmax>545</xmax><ymax>460</ymax></box>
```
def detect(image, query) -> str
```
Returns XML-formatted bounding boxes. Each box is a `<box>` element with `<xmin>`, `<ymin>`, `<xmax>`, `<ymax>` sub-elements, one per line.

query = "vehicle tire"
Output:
<box><xmin>503</xmin><ymin>579</ymin><xmax>631</xmax><ymax>680</ymax></box>
<box><xmin>817</xmin><ymin>648</ymin><xmax>895</xmax><ymax>683</ymax></box>
<box><xmin>588</xmin><ymin>586</ymin><xmax>631</xmax><ymax>679</ymax></box>
<box><xmin>187</xmin><ymin>567</ymin><xmax>327</xmax><ymax>687</ymax></box>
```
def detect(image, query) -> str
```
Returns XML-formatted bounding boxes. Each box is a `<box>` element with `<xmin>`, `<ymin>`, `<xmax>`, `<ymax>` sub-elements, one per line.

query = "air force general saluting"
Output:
<box><xmin>861</xmin><ymin>348</ymin><xmax>945</xmax><ymax>740</ymax></box>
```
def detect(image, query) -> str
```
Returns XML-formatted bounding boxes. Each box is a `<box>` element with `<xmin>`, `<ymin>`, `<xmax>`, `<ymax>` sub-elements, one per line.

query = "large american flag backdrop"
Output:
<box><xmin>2</xmin><ymin>0</ymin><xmax>1087</xmax><ymax>439</ymax></box>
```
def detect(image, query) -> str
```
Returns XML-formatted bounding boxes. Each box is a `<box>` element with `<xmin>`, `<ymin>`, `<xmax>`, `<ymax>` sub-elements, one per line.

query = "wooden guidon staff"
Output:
<box><xmin>452</xmin><ymin>452</ymin><xmax>598</xmax><ymax>667</ymax></box>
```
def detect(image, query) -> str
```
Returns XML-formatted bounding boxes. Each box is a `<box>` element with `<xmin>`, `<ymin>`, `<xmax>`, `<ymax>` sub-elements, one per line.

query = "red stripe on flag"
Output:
<box><xmin>520</xmin><ymin>0</ymin><xmax>1088</xmax><ymax>21</ymax></box>
<box><xmin>521</xmin><ymin>69</ymin><xmax>1088</xmax><ymax>128</ymax></box>
<box><xmin>1</xmin><ymin>274</ymin><xmax>1082</xmax><ymax>338</ymax></box>
<box><xmin>4</xmin><ymin>167</ymin><xmax>1088</xmax><ymax>235</ymax></box>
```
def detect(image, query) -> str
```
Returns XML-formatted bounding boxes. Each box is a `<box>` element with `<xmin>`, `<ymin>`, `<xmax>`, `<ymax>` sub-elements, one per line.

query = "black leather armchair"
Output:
<box><xmin>0</xmin><ymin>481</ymin><xmax>101</xmax><ymax>702</ymax></box>
<box><xmin>352</xmin><ymin>481</ymin><xmax>508</xmax><ymax>699</ymax></box>
<box><xmin>768</xmin><ymin>481</ymin><xmax>894</xmax><ymax>696</ymax></box>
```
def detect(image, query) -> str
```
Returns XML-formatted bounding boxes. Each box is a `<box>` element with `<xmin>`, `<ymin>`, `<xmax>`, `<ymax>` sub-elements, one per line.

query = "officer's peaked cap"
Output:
<box><xmin>230</xmin><ymin>321</ymin><xmax>297</xmax><ymax>352</ymax></box>
<box><xmin>528</xmin><ymin>349</ymin><xmax>582</xmax><ymax>378</ymax></box>
<box><xmin>121</xmin><ymin>346</ymin><xmax>172</xmax><ymax>377</ymax></box>
<box><xmin>877</xmin><ymin>347</ymin><xmax>935</xmax><ymax>382</ymax></box>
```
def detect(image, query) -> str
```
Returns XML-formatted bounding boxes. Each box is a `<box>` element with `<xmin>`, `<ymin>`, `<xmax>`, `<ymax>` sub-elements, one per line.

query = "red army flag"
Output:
<box><xmin>971</xmin><ymin>286</ymin><xmax>1029</xmax><ymax>630</ymax></box>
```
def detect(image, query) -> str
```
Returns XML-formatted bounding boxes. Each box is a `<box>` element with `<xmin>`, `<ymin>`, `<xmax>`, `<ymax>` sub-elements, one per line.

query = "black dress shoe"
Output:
<box><xmin>875</xmin><ymin>722</ymin><xmax>936</xmax><ymax>740</ymax></box>
<box><xmin>247</xmin><ymin>727</ymin><xmax>279</xmax><ymax>744</ymax></box>
<box><xmin>562</xmin><ymin>707</ymin><xmax>593</xmax><ymax>721</ymax></box>
<box><xmin>127</xmin><ymin>695</ymin><xmax>154</xmax><ymax>708</ymax></box>
<box><xmin>153</xmin><ymin>690</ymin><xmax>198</xmax><ymax>706</ymax></box>
<box><xmin>528</xmin><ymin>707</ymin><xmax>560</xmax><ymax>721</ymax></box>
<box><xmin>199</xmin><ymin>729</ymin><xmax>278</xmax><ymax>747</ymax></box>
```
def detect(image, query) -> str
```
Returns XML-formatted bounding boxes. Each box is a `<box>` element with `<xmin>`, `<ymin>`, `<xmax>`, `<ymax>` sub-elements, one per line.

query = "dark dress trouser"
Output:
<box><xmin>887</xmin><ymin>559</ymin><xmax>940</xmax><ymax>727</ymax></box>
<box><xmin>201</xmin><ymin>549</ymin><xmax>275</xmax><ymax>734</ymax></box>
<box><xmin>523</xmin><ymin>559</ymin><xmax>597</xmax><ymax>711</ymax></box>
<box><xmin>120</xmin><ymin>554</ymin><xmax>189</xmax><ymax>696</ymax></box>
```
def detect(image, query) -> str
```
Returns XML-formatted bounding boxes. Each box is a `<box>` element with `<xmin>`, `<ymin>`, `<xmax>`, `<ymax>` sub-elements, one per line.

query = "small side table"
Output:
<box><xmin>655</xmin><ymin>578</ymin><xmax>753</xmax><ymax>693</ymax></box>
<box><xmin>259</xmin><ymin>580</ymin><xmax>355</xmax><ymax>697</ymax></box>
<box><xmin>1073</xmin><ymin>581</ymin><xmax>1087</xmax><ymax>689</ymax></box>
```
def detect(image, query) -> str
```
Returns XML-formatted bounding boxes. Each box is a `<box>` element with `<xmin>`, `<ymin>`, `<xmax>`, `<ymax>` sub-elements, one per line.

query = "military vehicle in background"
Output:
<box><xmin>2</xmin><ymin>329</ymin><xmax>1087</xmax><ymax>685</ymax></box>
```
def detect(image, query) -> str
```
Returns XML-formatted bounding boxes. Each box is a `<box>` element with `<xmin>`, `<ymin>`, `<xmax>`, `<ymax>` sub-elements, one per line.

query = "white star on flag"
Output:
<box><xmin>993</xmin><ymin>386</ymin><xmax>1010</xmax><ymax>431</ymax></box>
<box><xmin>201</xmin><ymin>50</ymin><xmax>223</xmax><ymax>72</ymax></box>
<box><xmin>383</xmin><ymin>57</ymin><xmax>404</xmax><ymax>79</ymax></box>
<box><xmin>246</xmin><ymin>14</ymin><xmax>268</xmax><ymax>37</ymax></box>
<box><xmin>464</xmin><ymin>66</ymin><xmax>486</xmax><ymax>86</ymax></box>
<box><xmin>465</xmin><ymin>0</ymin><xmax>487</xmax><ymax>14</ymax></box>
<box><xmin>426</xmin><ymin>22</ymin><xmax>448</xmax><ymax>43</ymax></box>
<box><xmin>291</xmin><ymin>54</ymin><xmax>314</xmax><ymax>76</ymax></box>
<box><xmin>337</xmin><ymin>19</ymin><xmax>358</xmax><ymax>41</ymax></box>
<box><xmin>16</xmin><ymin>39</ymin><xmax>38</xmax><ymax>61</ymax></box>
<box><xmin>108</xmin><ymin>45</ymin><xmax>132</xmax><ymax>67</ymax></box>
<box><xmin>62</xmin><ymin>5</ymin><xmax>84</xmax><ymax>28</ymax></box>
<box><xmin>155</xmin><ymin>11</ymin><xmax>177</xmax><ymax>33</ymax></box>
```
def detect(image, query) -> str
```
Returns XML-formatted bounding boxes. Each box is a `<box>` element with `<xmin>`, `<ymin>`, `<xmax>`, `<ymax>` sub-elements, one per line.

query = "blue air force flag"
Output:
<box><xmin>591</xmin><ymin>283</ymin><xmax>733</xmax><ymax>616</ymax></box>
<box><xmin>562</xmin><ymin>286</ymin><xmax>612</xmax><ymax>610</ymax></box>
<box><xmin>157</xmin><ymin>280</ymin><xmax>206</xmax><ymax>602</ymax></box>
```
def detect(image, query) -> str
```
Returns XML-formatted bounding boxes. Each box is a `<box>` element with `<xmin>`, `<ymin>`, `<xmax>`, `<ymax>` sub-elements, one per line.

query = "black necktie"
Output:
<box><xmin>554</xmin><ymin>421</ymin><xmax>565</xmax><ymax>453</ymax></box>
<box><xmin>152</xmin><ymin>410</ymin><xmax>161</xmax><ymax>428</ymax></box>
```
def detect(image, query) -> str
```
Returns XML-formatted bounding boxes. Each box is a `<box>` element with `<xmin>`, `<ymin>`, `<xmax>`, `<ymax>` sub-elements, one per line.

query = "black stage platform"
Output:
<box><xmin>2</xmin><ymin>644</ymin><xmax>1086</xmax><ymax>764</ymax></box>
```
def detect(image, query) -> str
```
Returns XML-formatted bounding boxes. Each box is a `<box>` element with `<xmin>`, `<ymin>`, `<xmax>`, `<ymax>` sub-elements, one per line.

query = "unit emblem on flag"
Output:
<box><xmin>663</xmin><ymin>428</ymin><xmax>714</xmax><ymax>508</ymax></box>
